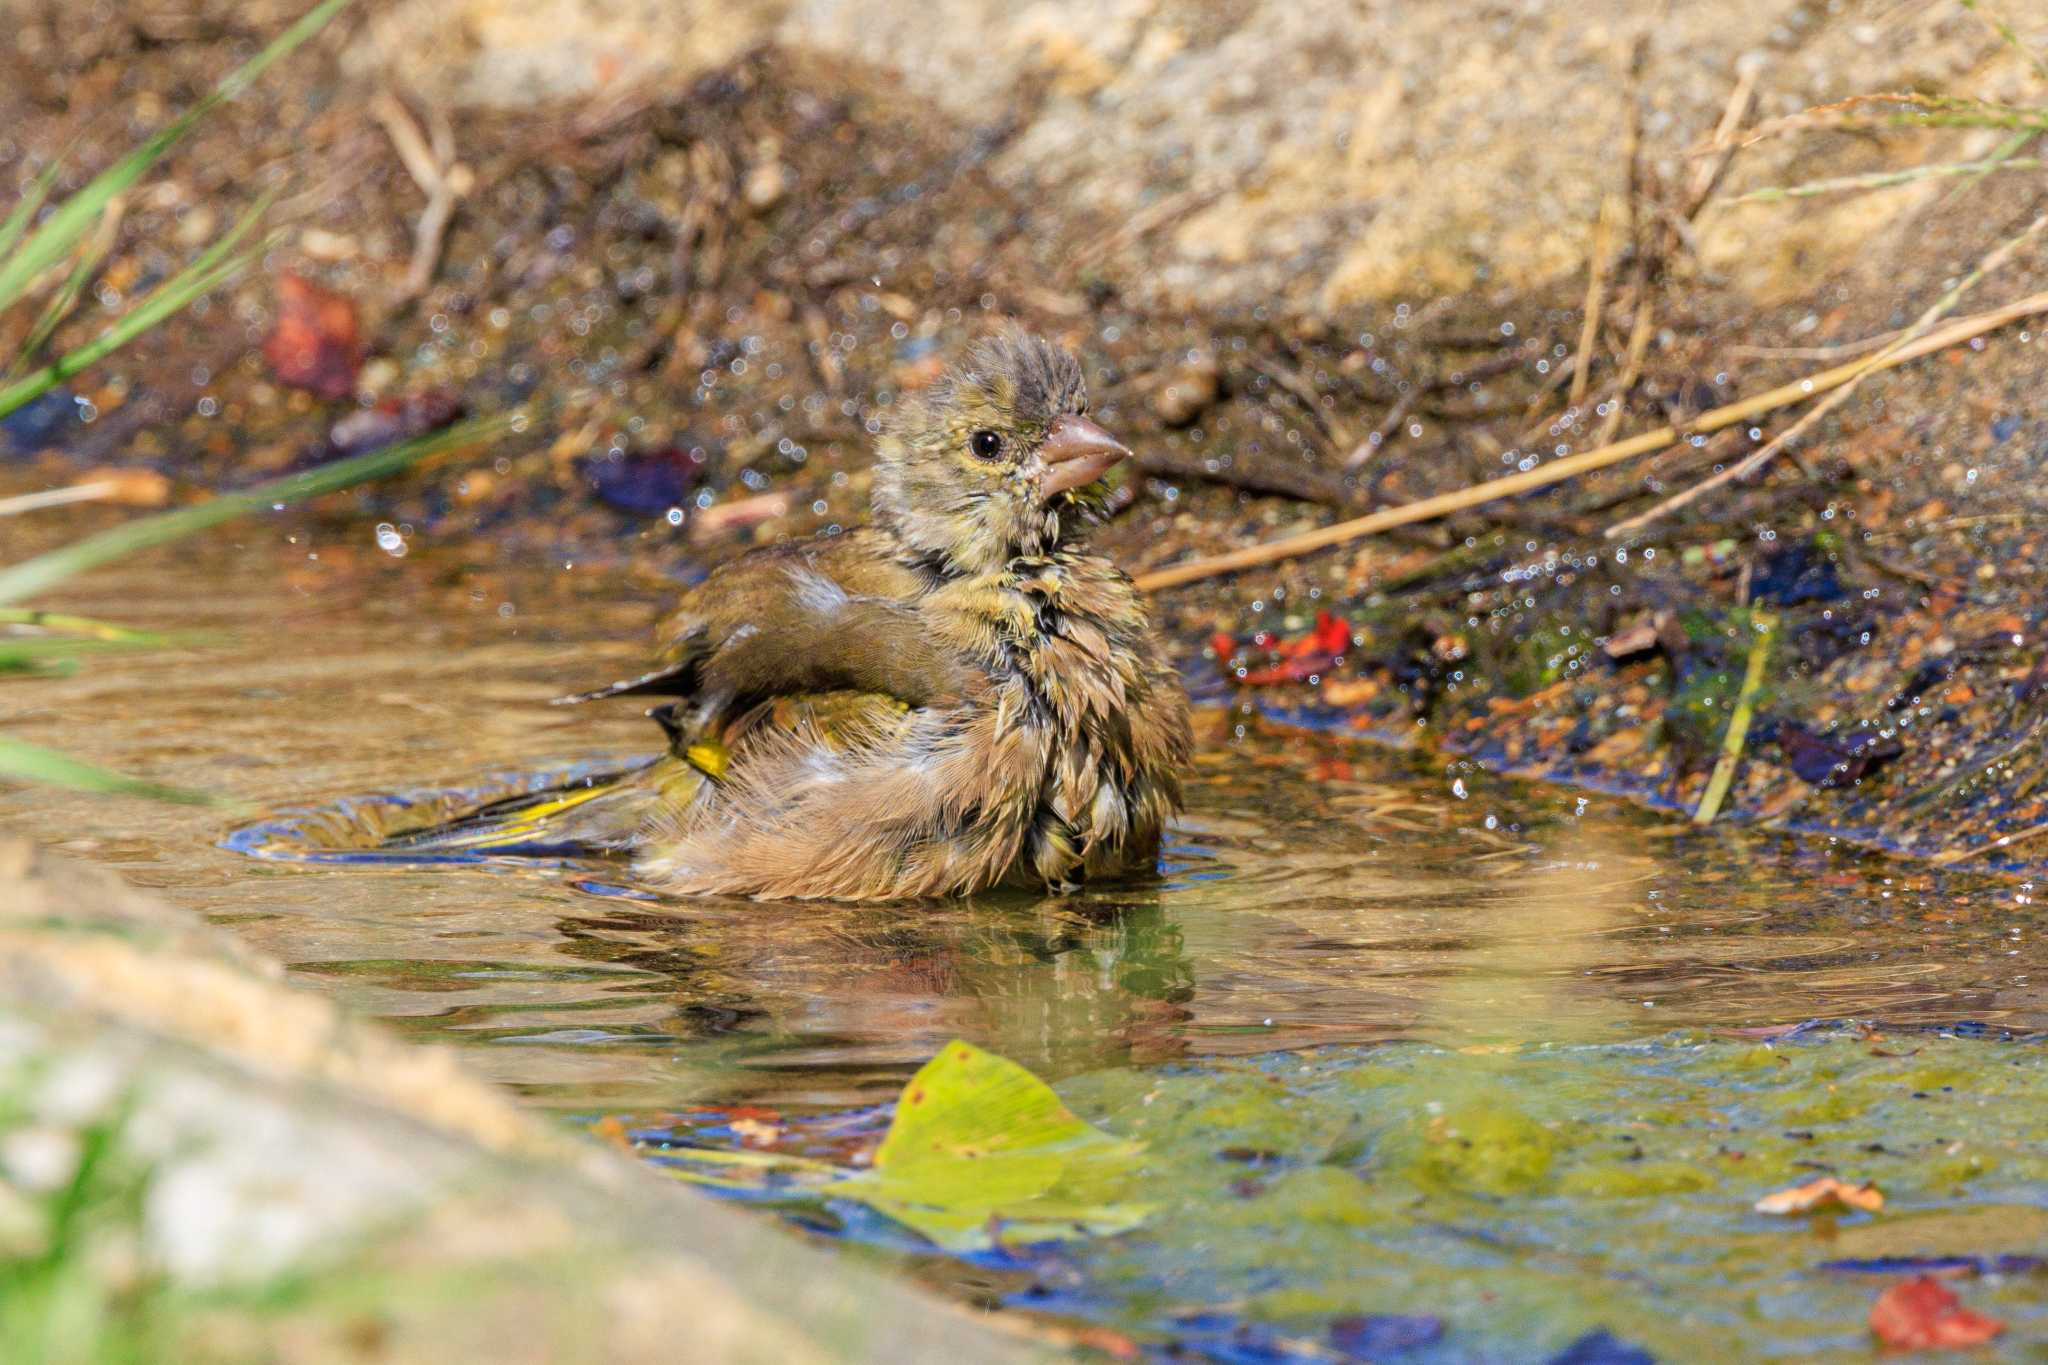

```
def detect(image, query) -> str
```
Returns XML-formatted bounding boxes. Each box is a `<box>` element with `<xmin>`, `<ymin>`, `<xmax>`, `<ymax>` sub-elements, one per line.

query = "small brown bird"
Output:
<box><xmin>394</xmin><ymin>330</ymin><xmax>1192</xmax><ymax>901</ymax></box>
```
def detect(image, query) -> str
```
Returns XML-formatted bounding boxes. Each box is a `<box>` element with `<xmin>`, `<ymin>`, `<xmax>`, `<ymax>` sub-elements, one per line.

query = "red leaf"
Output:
<box><xmin>1242</xmin><ymin>652</ymin><xmax>1335</xmax><ymax>686</ymax></box>
<box><xmin>262</xmin><ymin>272</ymin><xmax>363</xmax><ymax>400</ymax></box>
<box><xmin>1869</xmin><ymin>1277</ymin><xmax>2006</xmax><ymax>1350</ymax></box>
<box><xmin>1209</xmin><ymin>632</ymin><xmax>1238</xmax><ymax>662</ymax></box>
<box><xmin>1311</xmin><ymin>609</ymin><xmax>1351</xmax><ymax>657</ymax></box>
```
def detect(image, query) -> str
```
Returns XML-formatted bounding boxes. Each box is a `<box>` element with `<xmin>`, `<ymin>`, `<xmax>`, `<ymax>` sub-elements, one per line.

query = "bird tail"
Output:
<box><xmin>380</xmin><ymin>753</ymin><xmax>706</xmax><ymax>856</ymax></box>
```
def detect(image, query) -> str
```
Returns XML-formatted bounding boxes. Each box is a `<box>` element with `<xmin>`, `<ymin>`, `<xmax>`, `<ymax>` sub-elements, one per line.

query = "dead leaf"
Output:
<box><xmin>689</xmin><ymin>491</ymin><xmax>790</xmax><ymax>539</ymax></box>
<box><xmin>1869</xmin><ymin>1276</ymin><xmax>2006</xmax><ymax>1350</ymax></box>
<box><xmin>728</xmin><ymin>1116</ymin><xmax>783</xmax><ymax>1149</ymax></box>
<box><xmin>1235</xmin><ymin>610</ymin><xmax>1353</xmax><ymax>685</ymax></box>
<box><xmin>1604</xmin><ymin>622</ymin><xmax>1661</xmax><ymax>660</ymax></box>
<box><xmin>79</xmin><ymin>466</ymin><xmax>171</xmax><ymax>507</ymax></box>
<box><xmin>1756</xmin><ymin>1176</ymin><xmax>1884</xmax><ymax>1215</ymax></box>
<box><xmin>262</xmin><ymin>271</ymin><xmax>363</xmax><ymax>400</ymax></box>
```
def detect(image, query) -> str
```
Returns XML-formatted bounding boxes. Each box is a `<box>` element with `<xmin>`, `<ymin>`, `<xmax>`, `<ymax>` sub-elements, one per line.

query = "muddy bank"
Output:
<box><xmin>5</xmin><ymin>1</ymin><xmax>2048</xmax><ymax>865</ymax></box>
<box><xmin>0</xmin><ymin>839</ymin><xmax>1043</xmax><ymax>1363</ymax></box>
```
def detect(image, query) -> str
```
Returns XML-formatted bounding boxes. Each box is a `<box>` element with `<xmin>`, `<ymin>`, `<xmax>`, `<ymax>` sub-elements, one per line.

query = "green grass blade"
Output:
<box><xmin>0</xmin><ymin>635</ymin><xmax>187</xmax><ymax>666</ymax></box>
<box><xmin>0</xmin><ymin>157</ymin><xmax>65</xmax><ymax>262</ymax></box>
<box><xmin>1961</xmin><ymin>0</ymin><xmax>2048</xmax><ymax>87</ymax></box>
<box><xmin>0</xmin><ymin>410</ymin><xmax>517</xmax><ymax>606</ymax></box>
<box><xmin>0</xmin><ymin>736</ymin><xmax>212</xmax><ymax>805</ymax></box>
<box><xmin>1939</xmin><ymin>127</ymin><xmax>2039</xmax><ymax>208</ymax></box>
<box><xmin>0</xmin><ymin>610</ymin><xmax>162</xmax><ymax>642</ymax></box>
<box><xmin>7</xmin><ymin>202</ymin><xmax>120</xmax><ymax>379</ymax></box>
<box><xmin>1737</xmin><ymin>156</ymin><xmax>2044</xmax><ymax>203</ymax></box>
<box><xmin>0</xmin><ymin>189</ymin><xmax>274</xmax><ymax>421</ymax></box>
<box><xmin>0</xmin><ymin>0</ymin><xmax>349</xmax><ymax>313</ymax></box>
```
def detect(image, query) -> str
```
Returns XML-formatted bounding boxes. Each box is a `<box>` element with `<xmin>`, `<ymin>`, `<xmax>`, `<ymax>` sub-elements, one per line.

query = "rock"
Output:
<box><xmin>0</xmin><ymin>839</ymin><xmax>1038</xmax><ymax>1360</ymax></box>
<box><xmin>347</xmin><ymin>0</ymin><xmax>787</xmax><ymax>109</ymax></box>
<box><xmin>345</xmin><ymin>0</ymin><xmax>2042</xmax><ymax>311</ymax></box>
<box><xmin>742</xmin><ymin>160</ymin><xmax>792</xmax><ymax>213</ymax></box>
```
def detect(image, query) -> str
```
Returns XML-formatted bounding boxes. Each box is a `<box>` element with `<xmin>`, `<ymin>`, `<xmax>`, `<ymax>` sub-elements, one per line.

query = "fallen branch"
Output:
<box><xmin>1931</xmin><ymin>818</ymin><xmax>2048</xmax><ymax>866</ymax></box>
<box><xmin>1134</xmin><ymin>287</ymin><xmax>2048</xmax><ymax>591</ymax></box>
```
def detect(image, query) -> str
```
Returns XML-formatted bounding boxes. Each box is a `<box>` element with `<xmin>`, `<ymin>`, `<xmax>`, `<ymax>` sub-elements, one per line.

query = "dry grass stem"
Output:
<box><xmin>1570</xmin><ymin>195</ymin><xmax>1620</xmax><ymax>406</ymax></box>
<box><xmin>370</xmin><ymin>91</ymin><xmax>472</xmax><ymax>300</ymax></box>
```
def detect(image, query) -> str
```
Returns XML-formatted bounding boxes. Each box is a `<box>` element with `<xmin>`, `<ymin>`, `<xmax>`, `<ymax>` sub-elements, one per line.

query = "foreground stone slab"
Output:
<box><xmin>0</xmin><ymin>838</ymin><xmax>1043</xmax><ymax>1364</ymax></box>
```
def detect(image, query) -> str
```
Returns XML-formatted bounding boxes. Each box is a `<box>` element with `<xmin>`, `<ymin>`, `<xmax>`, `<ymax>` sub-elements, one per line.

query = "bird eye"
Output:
<box><xmin>969</xmin><ymin>430</ymin><xmax>1003</xmax><ymax>459</ymax></box>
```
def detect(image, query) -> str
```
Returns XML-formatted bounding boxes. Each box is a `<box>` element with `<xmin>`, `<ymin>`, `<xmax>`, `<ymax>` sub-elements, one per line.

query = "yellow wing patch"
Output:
<box><xmin>684</xmin><ymin>739</ymin><xmax>730</xmax><ymax>780</ymax></box>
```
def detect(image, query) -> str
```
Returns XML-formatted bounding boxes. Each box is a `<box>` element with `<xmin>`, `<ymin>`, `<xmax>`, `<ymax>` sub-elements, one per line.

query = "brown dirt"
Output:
<box><xmin>5</xmin><ymin>0</ymin><xmax>2048</xmax><ymax>867</ymax></box>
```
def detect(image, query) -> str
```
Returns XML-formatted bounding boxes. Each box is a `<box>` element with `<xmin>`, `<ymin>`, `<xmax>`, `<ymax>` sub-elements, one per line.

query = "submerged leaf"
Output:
<box><xmin>1868</xmin><ymin>1276</ymin><xmax>2005</xmax><ymax>1350</ymax></box>
<box><xmin>1546</xmin><ymin>1330</ymin><xmax>1656</xmax><ymax>1365</ymax></box>
<box><xmin>1755</xmin><ymin>1175</ymin><xmax>1884</xmax><ymax>1216</ymax></box>
<box><xmin>1236</xmin><ymin>611</ymin><xmax>1355</xmax><ymax>685</ymax></box>
<box><xmin>663</xmin><ymin>1041</ymin><xmax>1150</xmax><ymax>1251</ymax></box>
<box><xmin>829</xmin><ymin>1040</ymin><xmax>1152</xmax><ymax>1250</ymax></box>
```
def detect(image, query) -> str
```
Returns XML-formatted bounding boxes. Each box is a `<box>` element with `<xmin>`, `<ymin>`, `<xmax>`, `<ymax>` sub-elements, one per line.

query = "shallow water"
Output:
<box><xmin>5</xmin><ymin>520</ymin><xmax>2045</xmax><ymax>1356</ymax></box>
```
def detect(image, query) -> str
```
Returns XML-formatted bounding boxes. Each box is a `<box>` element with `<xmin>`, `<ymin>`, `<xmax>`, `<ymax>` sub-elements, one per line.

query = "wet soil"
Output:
<box><xmin>8</xmin><ymin>19</ymin><xmax>2048</xmax><ymax>868</ymax></box>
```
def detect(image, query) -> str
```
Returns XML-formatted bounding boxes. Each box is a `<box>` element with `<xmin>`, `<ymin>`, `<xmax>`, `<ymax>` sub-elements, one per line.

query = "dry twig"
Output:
<box><xmin>370</xmin><ymin>91</ymin><xmax>472</xmax><ymax>301</ymax></box>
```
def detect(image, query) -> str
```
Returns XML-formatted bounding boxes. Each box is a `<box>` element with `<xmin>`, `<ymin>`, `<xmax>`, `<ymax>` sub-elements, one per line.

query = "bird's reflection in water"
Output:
<box><xmin>548</xmin><ymin>878</ymin><xmax>1200</xmax><ymax>1101</ymax></box>
<box><xmin>236</xmin><ymin>717</ymin><xmax>2044</xmax><ymax>1117</ymax></box>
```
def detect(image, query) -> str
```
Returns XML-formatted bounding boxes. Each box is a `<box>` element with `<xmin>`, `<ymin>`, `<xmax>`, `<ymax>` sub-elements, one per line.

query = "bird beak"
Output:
<box><xmin>1038</xmin><ymin>414</ymin><xmax>1131</xmax><ymax>498</ymax></box>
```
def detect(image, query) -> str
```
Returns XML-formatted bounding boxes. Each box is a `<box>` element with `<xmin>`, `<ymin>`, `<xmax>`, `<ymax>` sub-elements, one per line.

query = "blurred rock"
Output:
<box><xmin>742</xmin><ymin>161</ymin><xmax>792</xmax><ymax>213</ymax></box>
<box><xmin>0</xmin><ymin>838</ymin><xmax>1038</xmax><ymax>1359</ymax></box>
<box><xmin>347</xmin><ymin>0</ymin><xmax>786</xmax><ymax>109</ymax></box>
<box><xmin>326</xmin><ymin>389</ymin><xmax>467</xmax><ymax>459</ymax></box>
<box><xmin>1152</xmin><ymin>351</ymin><xmax>1221</xmax><ymax>427</ymax></box>
<box><xmin>580</xmin><ymin>443</ymin><xmax>710</xmax><ymax>515</ymax></box>
<box><xmin>350</xmin><ymin>0</ymin><xmax>2047</xmax><ymax>310</ymax></box>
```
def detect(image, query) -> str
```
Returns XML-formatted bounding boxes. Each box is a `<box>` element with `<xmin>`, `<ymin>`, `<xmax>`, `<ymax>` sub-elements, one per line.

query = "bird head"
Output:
<box><xmin>872</xmin><ymin>329</ymin><xmax>1131</xmax><ymax>575</ymax></box>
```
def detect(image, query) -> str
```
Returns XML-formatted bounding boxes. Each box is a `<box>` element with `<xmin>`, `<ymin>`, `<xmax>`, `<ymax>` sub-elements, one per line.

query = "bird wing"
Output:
<box><xmin>558</xmin><ymin>529</ymin><xmax>977</xmax><ymax>741</ymax></box>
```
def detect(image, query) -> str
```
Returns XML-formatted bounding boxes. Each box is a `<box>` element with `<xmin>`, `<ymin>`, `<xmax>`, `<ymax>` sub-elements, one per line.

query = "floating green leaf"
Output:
<box><xmin>663</xmin><ymin>1040</ymin><xmax>1152</xmax><ymax>1251</ymax></box>
<box><xmin>833</xmin><ymin>1040</ymin><xmax>1154</xmax><ymax>1250</ymax></box>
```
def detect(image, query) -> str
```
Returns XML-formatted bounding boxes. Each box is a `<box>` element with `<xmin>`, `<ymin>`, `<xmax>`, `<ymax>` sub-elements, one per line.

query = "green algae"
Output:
<box><xmin>642</xmin><ymin>1026</ymin><xmax>2048</xmax><ymax>1358</ymax></box>
<box><xmin>1035</xmin><ymin>1028</ymin><xmax>2048</xmax><ymax>1359</ymax></box>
